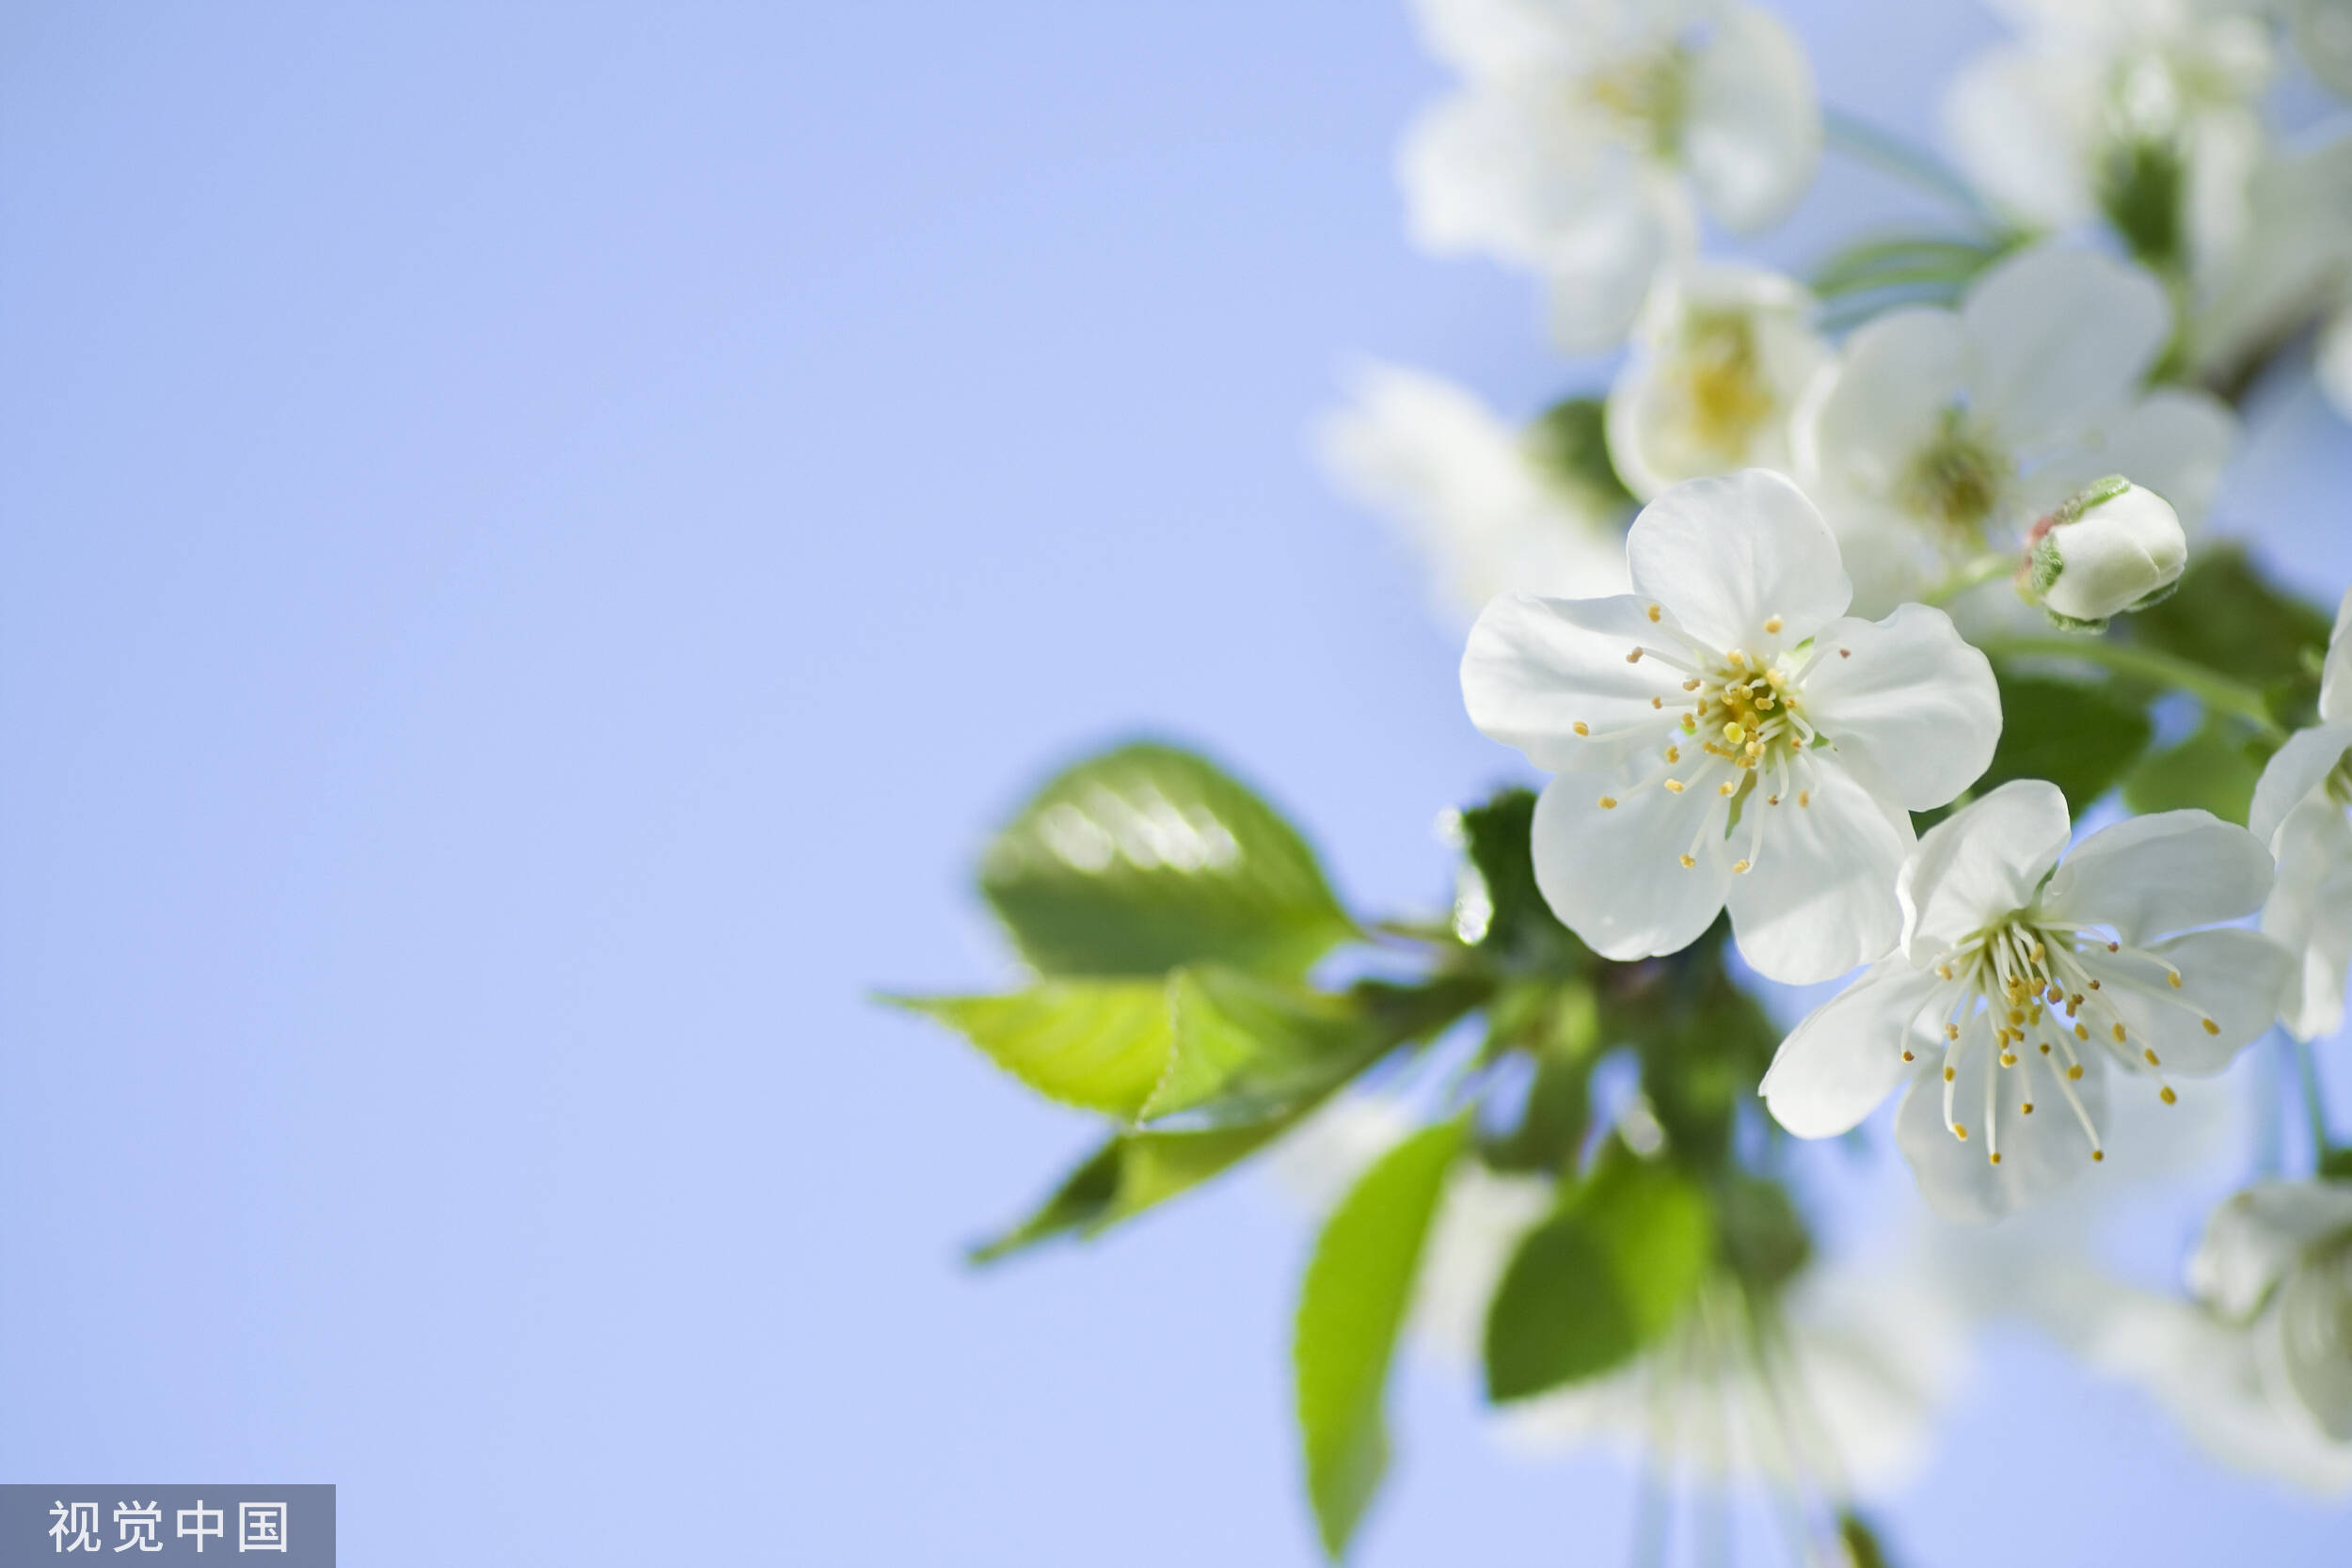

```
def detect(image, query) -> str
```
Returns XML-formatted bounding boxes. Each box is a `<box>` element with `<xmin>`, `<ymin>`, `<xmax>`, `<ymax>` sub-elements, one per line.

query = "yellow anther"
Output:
<box><xmin>1663</xmin><ymin>779</ymin><xmax>1685</xmax><ymax>794</ymax></box>
<box><xmin>1597</xmin><ymin>795</ymin><xmax>1618</xmax><ymax>810</ymax></box>
<box><xmin>1901</xmin><ymin>1049</ymin><xmax>1915</xmax><ymax>1061</ymax></box>
<box><xmin>2067</xmin><ymin>1065</ymin><xmax>2084</xmax><ymax>1081</ymax></box>
<box><xmin>2074</xmin><ymin>1023</ymin><xmax>2089</xmax><ymax>1041</ymax></box>
<box><xmin>1954</xmin><ymin>1124</ymin><xmax>1969</xmax><ymax>1141</ymax></box>
<box><xmin>2201</xmin><ymin>1018</ymin><xmax>2220</xmax><ymax>1036</ymax></box>
<box><xmin>1627</xmin><ymin>649</ymin><xmax>1643</xmax><ymax>663</ymax></box>
<box><xmin>2007</xmin><ymin>1009</ymin><xmax>2025</xmax><ymax>1025</ymax></box>
<box><xmin>1665</xmin><ymin>746</ymin><xmax>1680</xmax><ymax>763</ymax></box>
<box><xmin>1999</xmin><ymin>1051</ymin><xmax>2017</xmax><ymax>1068</ymax></box>
<box><xmin>2030</xmin><ymin>942</ymin><xmax>2045</xmax><ymax>963</ymax></box>
<box><xmin>2038</xmin><ymin>1042</ymin><xmax>2050</xmax><ymax>1055</ymax></box>
<box><xmin>1651</xmin><ymin>696</ymin><xmax>1664</xmax><ymax>709</ymax></box>
<box><xmin>1944</xmin><ymin>1067</ymin><xmax>1956</xmax><ymax>1083</ymax></box>
<box><xmin>1766</xmin><ymin>794</ymin><xmax>1780</xmax><ymax>805</ymax></box>
<box><xmin>2087</xmin><ymin>978</ymin><xmax>2101</xmax><ymax>990</ymax></box>
<box><xmin>1732</xmin><ymin>859</ymin><xmax>1751</xmax><ymax>874</ymax></box>
<box><xmin>1646</xmin><ymin>602</ymin><xmax>1661</xmax><ymax>623</ymax></box>
<box><xmin>1727</xmin><ymin>649</ymin><xmax>1747</xmax><ymax>668</ymax></box>
<box><xmin>2106</xmin><ymin>942</ymin><xmax>2121</xmax><ymax>953</ymax></box>
<box><xmin>1990</xmin><ymin>1151</ymin><xmax>2001</xmax><ymax>1164</ymax></box>
<box><xmin>1681</xmin><ymin>715</ymin><xmax>1697</xmax><ymax>734</ymax></box>
<box><xmin>1946</xmin><ymin>1023</ymin><xmax>1960</xmax><ymax>1040</ymax></box>
<box><xmin>2092</xmin><ymin>1149</ymin><xmax>2105</xmax><ymax>1162</ymax></box>
<box><xmin>1572</xmin><ymin>721</ymin><xmax>1590</xmax><ymax>736</ymax></box>
<box><xmin>2143</xmin><ymin>1049</ymin><xmax>2160</xmax><ymax>1067</ymax></box>
<box><xmin>2111</xmin><ymin>1023</ymin><xmax>2127</xmax><ymax>1043</ymax></box>
<box><xmin>2021</xmin><ymin>1101</ymin><xmax>2034</xmax><ymax>1115</ymax></box>
<box><xmin>1936</xmin><ymin>963</ymin><xmax>1953</xmax><ymax>980</ymax></box>
<box><xmin>1682</xmin><ymin>678</ymin><xmax>1701</xmax><ymax>691</ymax></box>
<box><xmin>1723</xmin><ymin>721</ymin><xmax>1745</xmax><ymax>742</ymax></box>
<box><xmin>2160</xmin><ymin>1086</ymin><xmax>2178</xmax><ymax>1105</ymax></box>
<box><xmin>1798</xmin><ymin>790</ymin><xmax>1810</xmax><ymax>807</ymax></box>
<box><xmin>1764</xmin><ymin>615</ymin><xmax>1784</xmax><ymax>635</ymax></box>
<box><xmin>2167</xmin><ymin>973</ymin><xmax>2182</xmax><ymax>990</ymax></box>
<box><xmin>1718</xmin><ymin>781</ymin><xmax>1736</xmax><ymax>797</ymax></box>
<box><xmin>1678</xmin><ymin>853</ymin><xmax>1695</xmax><ymax>869</ymax></box>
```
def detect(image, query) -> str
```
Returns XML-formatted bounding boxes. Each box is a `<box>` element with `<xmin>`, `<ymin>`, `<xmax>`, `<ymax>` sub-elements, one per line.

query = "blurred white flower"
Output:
<box><xmin>2189</xmin><ymin>132</ymin><xmax>2352</xmax><ymax>398</ymax></box>
<box><xmin>2021</xmin><ymin>475</ymin><xmax>2189</xmax><ymax>626</ymax></box>
<box><xmin>1317</xmin><ymin>362</ymin><xmax>1630</xmax><ymax>622</ymax></box>
<box><xmin>1944</xmin><ymin>0</ymin><xmax>2274</xmax><ymax>272</ymax></box>
<box><xmin>1604</xmin><ymin>262</ymin><xmax>1828</xmax><ymax>499</ymax></box>
<box><xmin>1762</xmin><ymin>781</ymin><xmax>2292</xmax><ymax>1221</ymax></box>
<box><xmin>2189</xmin><ymin>1178</ymin><xmax>2352</xmax><ymax>1441</ymax></box>
<box><xmin>1273</xmin><ymin>1097</ymin><xmax>1967</xmax><ymax>1500</ymax></box>
<box><xmin>1461</xmin><ymin>469</ymin><xmax>1999</xmax><ymax>983</ymax></box>
<box><xmin>1794</xmin><ymin>245</ymin><xmax>2234</xmax><ymax>621</ymax></box>
<box><xmin>1402</xmin><ymin>0</ymin><xmax>1820</xmax><ymax>353</ymax></box>
<box><xmin>2249</xmin><ymin>588</ymin><xmax>2352</xmax><ymax>1041</ymax></box>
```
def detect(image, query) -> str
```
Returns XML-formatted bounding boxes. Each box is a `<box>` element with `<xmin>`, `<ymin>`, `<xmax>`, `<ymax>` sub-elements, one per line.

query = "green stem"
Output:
<box><xmin>1823</xmin><ymin>108</ymin><xmax>1996</xmax><ymax>227</ymax></box>
<box><xmin>1922</xmin><ymin>552</ymin><xmax>2017</xmax><ymax>607</ymax></box>
<box><xmin>2296</xmin><ymin>1032</ymin><xmax>2334</xmax><ymax>1165</ymax></box>
<box><xmin>1979</xmin><ymin>635</ymin><xmax>2287</xmax><ymax>740</ymax></box>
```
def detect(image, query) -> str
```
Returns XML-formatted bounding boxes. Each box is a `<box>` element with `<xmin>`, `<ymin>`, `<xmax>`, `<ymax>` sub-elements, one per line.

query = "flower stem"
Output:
<box><xmin>1822</xmin><ymin>108</ymin><xmax>1996</xmax><ymax>226</ymax></box>
<box><xmin>1979</xmin><ymin>635</ymin><xmax>2287</xmax><ymax>740</ymax></box>
<box><xmin>1922</xmin><ymin>552</ymin><xmax>2018</xmax><ymax>607</ymax></box>
<box><xmin>2295</xmin><ymin>1031</ymin><xmax>2335</xmax><ymax>1165</ymax></box>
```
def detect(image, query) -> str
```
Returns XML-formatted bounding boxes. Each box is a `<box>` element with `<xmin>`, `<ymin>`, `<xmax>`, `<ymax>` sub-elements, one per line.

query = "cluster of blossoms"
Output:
<box><xmin>910</xmin><ymin>0</ymin><xmax>2352</xmax><ymax>1558</ymax></box>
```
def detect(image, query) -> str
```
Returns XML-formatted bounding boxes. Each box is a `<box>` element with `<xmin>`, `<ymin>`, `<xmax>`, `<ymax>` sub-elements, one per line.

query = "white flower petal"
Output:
<box><xmin>2073</xmin><ymin>928</ymin><xmax>2292</xmax><ymax>1078</ymax></box>
<box><xmin>1624</xmin><ymin>469</ymin><xmax>1851</xmax><ymax>649</ymax></box>
<box><xmin>1896</xmin><ymin>1047</ymin><xmax>2106</xmax><ymax>1223</ymax></box>
<box><xmin>1899</xmin><ymin>781</ymin><xmax>2072</xmax><ymax>959</ymax></box>
<box><xmin>2250</xmin><ymin>721</ymin><xmax>2352</xmax><ymax>849</ymax></box>
<box><xmin>2039</xmin><ymin>810</ymin><xmax>2276</xmax><ymax>944</ymax></box>
<box><xmin>1963</xmin><ymin>247</ymin><xmax>2170</xmax><ymax>448</ymax></box>
<box><xmin>2264</xmin><ymin>795</ymin><xmax>2352</xmax><ymax>1042</ymax></box>
<box><xmin>1530</xmin><ymin>769</ymin><xmax>1732</xmax><ymax>961</ymax></box>
<box><xmin>1797</xmin><ymin>309</ymin><xmax>1971</xmax><ymax>504</ymax></box>
<box><xmin>1726</xmin><ymin>754</ymin><xmax>1913</xmax><ymax>983</ymax></box>
<box><xmin>2323</xmin><ymin>586</ymin><xmax>2352</xmax><ymax>724</ymax></box>
<box><xmin>1540</xmin><ymin>171</ymin><xmax>1693</xmax><ymax>355</ymax></box>
<box><xmin>2270</xmin><ymin>1259</ymin><xmax>2352</xmax><ymax>1441</ymax></box>
<box><xmin>1761</xmin><ymin>957</ymin><xmax>1946</xmax><ymax>1136</ymax></box>
<box><xmin>1461</xmin><ymin>594</ymin><xmax>1686</xmax><ymax>770</ymax></box>
<box><xmin>1317</xmin><ymin>362</ymin><xmax>1629</xmax><ymax>618</ymax></box>
<box><xmin>2036</xmin><ymin>387</ymin><xmax>2239</xmax><ymax>532</ymax></box>
<box><xmin>1941</xmin><ymin>45</ymin><xmax>2096</xmax><ymax>229</ymax></box>
<box><xmin>2191</xmin><ymin>1181</ymin><xmax>2352</xmax><ymax>1319</ymax></box>
<box><xmin>1681</xmin><ymin>5</ymin><xmax>1820</xmax><ymax>232</ymax></box>
<box><xmin>1801</xmin><ymin>605</ymin><xmax>2001</xmax><ymax>811</ymax></box>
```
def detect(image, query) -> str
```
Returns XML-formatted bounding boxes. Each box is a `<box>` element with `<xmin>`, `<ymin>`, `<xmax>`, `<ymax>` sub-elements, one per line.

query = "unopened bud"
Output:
<box><xmin>2022</xmin><ymin>476</ymin><xmax>2187</xmax><ymax>629</ymax></box>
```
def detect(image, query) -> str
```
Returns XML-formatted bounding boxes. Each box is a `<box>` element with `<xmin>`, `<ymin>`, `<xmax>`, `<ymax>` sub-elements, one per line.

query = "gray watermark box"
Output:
<box><xmin>0</xmin><ymin>1487</ymin><xmax>333</xmax><ymax>1564</ymax></box>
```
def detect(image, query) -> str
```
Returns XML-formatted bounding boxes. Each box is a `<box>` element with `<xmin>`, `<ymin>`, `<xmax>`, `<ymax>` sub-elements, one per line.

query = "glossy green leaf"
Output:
<box><xmin>1146</xmin><ymin>967</ymin><xmax>1384</xmax><ymax>1125</ymax></box>
<box><xmin>1295</xmin><ymin>1117</ymin><xmax>1466</xmax><ymax>1561</ymax></box>
<box><xmin>978</xmin><ymin>741</ymin><xmax>1356</xmax><ymax>980</ymax></box>
<box><xmin>891</xmin><ymin>982</ymin><xmax>1177</xmax><ymax>1119</ymax></box>
<box><xmin>967</xmin><ymin>1118</ymin><xmax>1299</xmax><ymax>1264</ymax></box>
<box><xmin>1484</xmin><ymin>1154</ymin><xmax>1714</xmax><ymax>1402</ymax></box>
<box><xmin>1976</xmin><ymin>672</ymin><xmax>2152</xmax><ymax>816</ymax></box>
<box><xmin>2131</xmin><ymin>546</ymin><xmax>2333</xmax><ymax>693</ymax></box>
<box><xmin>2122</xmin><ymin>719</ymin><xmax>2265</xmax><ymax>825</ymax></box>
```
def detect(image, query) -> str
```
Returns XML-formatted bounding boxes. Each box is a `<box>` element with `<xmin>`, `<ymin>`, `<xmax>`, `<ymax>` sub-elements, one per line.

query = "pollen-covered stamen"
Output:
<box><xmin>1927</xmin><ymin>916</ymin><xmax>2122</xmax><ymax>1163</ymax></box>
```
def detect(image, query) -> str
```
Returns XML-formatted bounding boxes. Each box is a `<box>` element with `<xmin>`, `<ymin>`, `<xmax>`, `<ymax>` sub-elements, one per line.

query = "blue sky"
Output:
<box><xmin>5</xmin><ymin>3</ymin><xmax>2349</xmax><ymax>1562</ymax></box>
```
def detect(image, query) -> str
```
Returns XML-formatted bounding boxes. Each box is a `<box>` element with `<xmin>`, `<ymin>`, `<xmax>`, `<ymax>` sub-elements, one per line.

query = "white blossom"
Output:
<box><xmin>1460</xmin><ymin>469</ymin><xmax>2000</xmax><ymax>984</ymax></box>
<box><xmin>1762</xmin><ymin>781</ymin><xmax>2293</xmax><ymax>1221</ymax></box>
<box><xmin>1317</xmin><ymin>363</ymin><xmax>1630</xmax><ymax>622</ymax></box>
<box><xmin>1794</xmin><ymin>245</ymin><xmax>2234</xmax><ymax>621</ymax></box>
<box><xmin>2249</xmin><ymin>588</ymin><xmax>2352</xmax><ymax>1040</ymax></box>
<box><xmin>2022</xmin><ymin>475</ymin><xmax>2188</xmax><ymax>625</ymax></box>
<box><xmin>2188</xmin><ymin>1180</ymin><xmax>2352</xmax><ymax>1442</ymax></box>
<box><xmin>1604</xmin><ymin>262</ymin><xmax>1828</xmax><ymax>499</ymax></box>
<box><xmin>1402</xmin><ymin>0</ymin><xmax>1820</xmax><ymax>353</ymax></box>
<box><xmin>2188</xmin><ymin>132</ymin><xmax>2352</xmax><ymax>399</ymax></box>
<box><xmin>1943</xmin><ymin>0</ymin><xmax>2274</xmax><ymax>273</ymax></box>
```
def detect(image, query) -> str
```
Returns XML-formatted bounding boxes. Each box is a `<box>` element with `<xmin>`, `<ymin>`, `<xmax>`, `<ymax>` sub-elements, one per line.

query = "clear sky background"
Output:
<box><xmin>5</xmin><ymin>3</ymin><xmax>2350</xmax><ymax>1563</ymax></box>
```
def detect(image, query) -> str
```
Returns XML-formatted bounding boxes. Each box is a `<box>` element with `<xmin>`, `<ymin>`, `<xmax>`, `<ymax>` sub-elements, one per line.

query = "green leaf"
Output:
<box><xmin>1456</xmin><ymin>787</ymin><xmax>1582</xmax><ymax>969</ymax></box>
<box><xmin>968</xmin><ymin>1119</ymin><xmax>1299</xmax><ymax>1264</ymax></box>
<box><xmin>891</xmin><ymin>982</ymin><xmax>1178</xmax><ymax>1119</ymax></box>
<box><xmin>1295</xmin><ymin>1117</ymin><xmax>1466</xmax><ymax>1561</ymax></box>
<box><xmin>978</xmin><ymin>741</ymin><xmax>1357</xmax><ymax>981</ymax></box>
<box><xmin>1523</xmin><ymin>397</ymin><xmax>1635</xmax><ymax>514</ymax></box>
<box><xmin>2122</xmin><ymin>719</ymin><xmax>2265</xmax><ymax>825</ymax></box>
<box><xmin>1976</xmin><ymin>672</ymin><xmax>2153</xmax><ymax>816</ymax></box>
<box><xmin>894</xmin><ymin>968</ymin><xmax>1389</xmax><ymax>1126</ymax></box>
<box><xmin>1484</xmin><ymin>1153</ymin><xmax>1714</xmax><ymax>1402</ymax></box>
<box><xmin>2131</xmin><ymin>546</ymin><xmax>2333</xmax><ymax>695</ymax></box>
<box><xmin>1839</xmin><ymin>1512</ymin><xmax>1898</xmax><ymax>1568</ymax></box>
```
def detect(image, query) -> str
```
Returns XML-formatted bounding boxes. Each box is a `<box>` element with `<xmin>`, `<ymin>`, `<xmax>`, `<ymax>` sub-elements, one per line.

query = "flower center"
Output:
<box><xmin>1576</xmin><ymin>609</ymin><xmax>1840</xmax><ymax>877</ymax></box>
<box><xmin>1898</xmin><ymin>411</ymin><xmax>2010</xmax><ymax>543</ymax></box>
<box><xmin>1581</xmin><ymin>47</ymin><xmax>1691</xmax><ymax>158</ymax></box>
<box><xmin>1909</xmin><ymin>916</ymin><xmax>2228</xmax><ymax>1167</ymax></box>
<box><xmin>1677</xmin><ymin>311</ymin><xmax>1777</xmax><ymax>460</ymax></box>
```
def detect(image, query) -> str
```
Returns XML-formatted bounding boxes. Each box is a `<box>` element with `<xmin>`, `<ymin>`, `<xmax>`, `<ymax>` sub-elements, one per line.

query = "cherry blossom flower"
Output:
<box><xmin>1401</xmin><ymin>0</ymin><xmax>1820</xmax><ymax>352</ymax></box>
<box><xmin>1604</xmin><ymin>262</ymin><xmax>1828</xmax><ymax>499</ymax></box>
<box><xmin>2021</xmin><ymin>475</ymin><xmax>2188</xmax><ymax>626</ymax></box>
<box><xmin>2249</xmin><ymin>588</ymin><xmax>2352</xmax><ymax>1041</ymax></box>
<box><xmin>2187</xmin><ymin>1179</ymin><xmax>2352</xmax><ymax>1443</ymax></box>
<box><xmin>1461</xmin><ymin>468</ymin><xmax>2000</xmax><ymax>984</ymax></box>
<box><xmin>1794</xmin><ymin>245</ymin><xmax>2234</xmax><ymax>621</ymax></box>
<box><xmin>1318</xmin><ymin>362</ymin><xmax>1630</xmax><ymax>621</ymax></box>
<box><xmin>1762</xmin><ymin>781</ymin><xmax>2293</xmax><ymax>1221</ymax></box>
